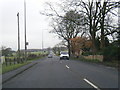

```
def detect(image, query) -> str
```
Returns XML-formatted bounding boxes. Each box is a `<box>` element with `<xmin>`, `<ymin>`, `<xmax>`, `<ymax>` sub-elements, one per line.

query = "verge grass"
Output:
<box><xmin>71</xmin><ymin>56</ymin><xmax>119</xmax><ymax>68</ymax></box>
<box><xmin>1</xmin><ymin>56</ymin><xmax>45</xmax><ymax>74</ymax></box>
<box><xmin>2</xmin><ymin>62</ymin><xmax>30</xmax><ymax>74</ymax></box>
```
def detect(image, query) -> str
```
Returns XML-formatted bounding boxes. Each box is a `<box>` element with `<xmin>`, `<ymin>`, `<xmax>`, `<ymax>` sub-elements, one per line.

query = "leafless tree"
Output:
<box><xmin>75</xmin><ymin>0</ymin><xmax>101</xmax><ymax>53</ymax></box>
<box><xmin>50</xmin><ymin>10</ymin><xmax>85</xmax><ymax>56</ymax></box>
<box><xmin>98</xmin><ymin>1</ymin><xmax>119</xmax><ymax>49</ymax></box>
<box><xmin>41</xmin><ymin>0</ymin><xmax>119</xmax><ymax>56</ymax></box>
<box><xmin>71</xmin><ymin>0</ymin><xmax>119</xmax><ymax>53</ymax></box>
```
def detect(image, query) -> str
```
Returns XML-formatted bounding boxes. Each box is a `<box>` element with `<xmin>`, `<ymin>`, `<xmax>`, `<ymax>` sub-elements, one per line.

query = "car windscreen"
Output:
<box><xmin>60</xmin><ymin>52</ymin><xmax>68</xmax><ymax>54</ymax></box>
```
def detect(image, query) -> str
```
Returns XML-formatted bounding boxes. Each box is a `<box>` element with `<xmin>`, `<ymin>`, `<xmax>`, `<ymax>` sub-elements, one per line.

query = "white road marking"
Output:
<box><xmin>66</xmin><ymin>65</ymin><xmax>70</xmax><ymax>69</ymax></box>
<box><xmin>83</xmin><ymin>78</ymin><xmax>100</xmax><ymax>90</ymax></box>
<box><xmin>64</xmin><ymin>63</ymin><xmax>100</xmax><ymax>89</ymax></box>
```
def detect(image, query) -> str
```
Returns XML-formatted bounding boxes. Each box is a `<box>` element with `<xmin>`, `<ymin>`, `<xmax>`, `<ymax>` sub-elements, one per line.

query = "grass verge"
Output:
<box><xmin>71</xmin><ymin>56</ymin><xmax>119</xmax><ymax>68</ymax></box>
<box><xmin>1</xmin><ymin>56</ymin><xmax>45</xmax><ymax>74</ymax></box>
<box><xmin>27</xmin><ymin>57</ymin><xmax>44</xmax><ymax>62</ymax></box>
<box><xmin>2</xmin><ymin>62</ymin><xmax>30</xmax><ymax>74</ymax></box>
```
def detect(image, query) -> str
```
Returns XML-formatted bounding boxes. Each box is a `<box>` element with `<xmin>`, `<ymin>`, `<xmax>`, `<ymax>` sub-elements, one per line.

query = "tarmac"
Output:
<box><xmin>2</xmin><ymin>61</ymin><xmax>38</xmax><ymax>84</ymax></box>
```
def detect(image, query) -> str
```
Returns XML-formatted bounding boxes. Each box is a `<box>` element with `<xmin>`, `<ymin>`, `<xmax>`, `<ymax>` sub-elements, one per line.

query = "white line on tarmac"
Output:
<box><xmin>66</xmin><ymin>65</ymin><xmax>70</xmax><ymax>69</ymax></box>
<box><xmin>64</xmin><ymin>64</ymin><xmax>100</xmax><ymax>89</ymax></box>
<box><xmin>83</xmin><ymin>78</ymin><xmax>100</xmax><ymax>90</ymax></box>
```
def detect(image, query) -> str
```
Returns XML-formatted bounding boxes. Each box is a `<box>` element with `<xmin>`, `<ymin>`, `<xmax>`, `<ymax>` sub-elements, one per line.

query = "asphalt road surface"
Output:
<box><xmin>3</xmin><ymin>56</ymin><xmax>118</xmax><ymax>89</ymax></box>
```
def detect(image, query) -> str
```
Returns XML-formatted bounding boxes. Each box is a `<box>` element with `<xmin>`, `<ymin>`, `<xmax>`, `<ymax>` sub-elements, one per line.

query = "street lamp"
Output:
<box><xmin>17</xmin><ymin>12</ymin><xmax>20</xmax><ymax>63</ymax></box>
<box><xmin>42</xmin><ymin>29</ymin><xmax>43</xmax><ymax>52</ymax></box>
<box><xmin>24</xmin><ymin>0</ymin><xmax>28</xmax><ymax>61</ymax></box>
<box><xmin>41</xmin><ymin>29</ymin><xmax>48</xmax><ymax>54</ymax></box>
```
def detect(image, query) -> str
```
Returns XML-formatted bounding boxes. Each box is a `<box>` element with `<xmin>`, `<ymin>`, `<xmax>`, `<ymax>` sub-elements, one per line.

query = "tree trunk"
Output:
<box><xmin>89</xmin><ymin>14</ymin><xmax>97</xmax><ymax>54</ymax></box>
<box><xmin>91</xmin><ymin>30</ymin><xmax>97</xmax><ymax>54</ymax></box>
<box><xmin>90</xmin><ymin>25</ymin><xmax>97</xmax><ymax>54</ymax></box>
<box><xmin>100</xmin><ymin>14</ymin><xmax>105</xmax><ymax>49</ymax></box>
<box><xmin>100</xmin><ymin>25</ymin><xmax>105</xmax><ymax>49</ymax></box>
<box><xmin>100</xmin><ymin>2</ymin><xmax>106</xmax><ymax>50</ymax></box>
<box><xmin>67</xmin><ymin>40</ymin><xmax>71</xmax><ymax>57</ymax></box>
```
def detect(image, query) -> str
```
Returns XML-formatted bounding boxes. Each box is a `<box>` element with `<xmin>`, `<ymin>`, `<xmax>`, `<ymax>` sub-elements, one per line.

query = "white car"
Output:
<box><xmin>60</xmin><ymin>51</ymin><xmax>69</xmax><ymax>60</ymax></box>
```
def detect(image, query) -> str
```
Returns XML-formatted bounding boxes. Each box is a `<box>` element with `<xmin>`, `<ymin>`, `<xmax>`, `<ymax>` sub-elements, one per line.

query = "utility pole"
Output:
<box><xmin>17</xmin><ymin>12</ymin><xmax>20</xmax><ymax>63</ymax></box>
<box><xmin>42</xmin><ymin>29</ymin><xmax>43</xmax><ymax>54</ymax></box>
<box><xmin>41</xmin><ymin>29</ymin><xmax>48</xmax><ymax>54</ymax></box>
<box><xmin>24</xmin><ymin>0</ymin><xmax>27</xmax><ymax>61</ymax></box>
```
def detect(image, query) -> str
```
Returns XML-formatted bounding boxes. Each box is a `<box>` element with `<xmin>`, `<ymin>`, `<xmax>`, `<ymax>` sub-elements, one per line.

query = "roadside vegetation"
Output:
<box><xmin>71</xmin><ymin>56</ymin><xmax>119</xmax><ymax>68</ymax></box>
<box><xmin>1</xmin><ymin>46</ymin><xmax>48</xmax><ymax>74</ymax></box>
<box><xmin>42</xmin><ymin>0</ymin><xmax>119</xmax><ymax>67</ymax></box>
<box><xmin>2</xmin><ymin>62</ymin><xmax>30</xmax><ymax>74</ymax></box>
<box><xmin>1</xmin><ymin>55</ymin><xmax>46</xmax><ymax>74</ymax></box>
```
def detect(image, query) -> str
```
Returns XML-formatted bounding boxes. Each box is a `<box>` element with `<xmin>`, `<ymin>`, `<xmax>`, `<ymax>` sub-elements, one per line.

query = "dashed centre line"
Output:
<box><xmin>83</xmin><ymin>78</ymin><xmax>100</xmax><ymax>90</ymax></box>
<box><xmin>64</xmin><ymin>64</ymin><xmax>100</xmax><ymax>89</ymax></box>
<box><xmin>66</xmin><ymin>65</ymin><xmax>70</xmax><ymax>69</ymax></box>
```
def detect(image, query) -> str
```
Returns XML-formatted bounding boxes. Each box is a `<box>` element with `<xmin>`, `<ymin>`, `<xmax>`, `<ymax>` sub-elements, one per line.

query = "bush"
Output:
<box><xmin>27</xmin><ymin>54</ymin><xmax>38</xmax><ymax>60</ymax></box>
<box><xmin>103</xmin><ymin>45</ymin><xmax>119</xmax><ymax>61</ymax></box>
<box><xmin>82</xmin><ymin>51</ymin><xmax>93</xmax><ymax>56</ymax></box>
<box><xmin>82</xmin><ymin>51</ymin><xmax>103</xmax><ymax>56</ymax></box>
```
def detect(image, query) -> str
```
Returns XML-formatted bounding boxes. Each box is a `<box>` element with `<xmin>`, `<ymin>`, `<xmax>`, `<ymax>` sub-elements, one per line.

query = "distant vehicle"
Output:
<box><xmin>60</xmin><ymin>51</ymin><xmax>69</xmax><ymax>60</ymax></box>
<box><xmin>48</xmin><ymin>54</ymin><xmax>53</xmax><ymax>58</ymax></box>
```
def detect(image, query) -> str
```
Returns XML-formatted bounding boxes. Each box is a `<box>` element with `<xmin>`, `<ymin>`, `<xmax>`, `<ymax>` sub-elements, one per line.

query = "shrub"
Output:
<box><xmin>82</xmin><ymin>51</ymin><xmax>93</xmax><ymax>56</ymax></box>
<box><xmin>27</xmin><ymin>54</ymin><xmax>38</xmax><ymax>60</ymax></box>
<box><xmin>103</xmin><ymin>45</ymin><xmax>119</xmax><ymax>61</ymax></box>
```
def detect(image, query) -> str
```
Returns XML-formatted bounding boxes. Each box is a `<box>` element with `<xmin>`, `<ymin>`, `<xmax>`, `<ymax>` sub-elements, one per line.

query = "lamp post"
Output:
<box><xmin>41</xmin><ymin>29</ymin><xmax>48</xmax><ymax>54</ymax></box>
<box><xmin>24</xmin><ymin>0</ymin><xmax>27</xmax><ymax>61</ymax></box>
<box><xmin>42</xmin><ymin>29</ymin><xmax>43</xmax><ymax>53</ymax></box>
<box><xmin>17</xmin><ymin>12</ymin><xmax>20</xmax><ymax>63</ymax></box>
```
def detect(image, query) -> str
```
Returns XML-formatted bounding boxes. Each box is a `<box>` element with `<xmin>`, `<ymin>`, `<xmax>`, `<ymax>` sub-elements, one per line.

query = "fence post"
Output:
<box><xmin>14</xmin><ymin>58</ymin><xmax>15</xmax><ymax>64</ymax></box>
<box><xmin>17</xmin><ymin>58</ymin><xmax>19</xmax><ymax>64</ymax></box>
<box><xmin>10</xmin><ymin>59</ymin><xmax>12</xmax><ymax>65</ymax></box>
<box><xmin>20</xmin><ymin>58</ymin><xmax>23</xmax><ymax>63</ymax></box>
<box><xmin>5</xmin><ymin>57</ymin><xmax>7</xmax><ymax>66</ymax></box>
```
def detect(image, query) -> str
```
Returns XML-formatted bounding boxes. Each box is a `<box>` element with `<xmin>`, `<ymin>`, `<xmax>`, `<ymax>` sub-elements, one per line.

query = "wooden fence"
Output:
<box><xmin>83</xmin><ymin>55</ymin><xmax>103</xmax><ymax>62</ymax></box>
<box><xmin>4</xmin><ymin>57</ymin><xmax>24</xmax><ymax>66</ymax></box>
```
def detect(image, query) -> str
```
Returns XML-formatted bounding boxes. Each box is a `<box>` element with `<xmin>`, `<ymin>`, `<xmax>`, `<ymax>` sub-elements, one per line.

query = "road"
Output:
<box><xmin>3</xmin><ymin>56</ymin><xmax>118</xmax><ymax>89</ymax></box>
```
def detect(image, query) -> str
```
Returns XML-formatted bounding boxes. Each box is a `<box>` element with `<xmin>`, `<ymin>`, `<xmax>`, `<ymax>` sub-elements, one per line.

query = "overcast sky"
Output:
<box><xmin>0</xmin><ymin>0</ymin><xmax>61</xmax><ymax>51</ymax></box>
<box><xmin>0</xmin><ymin>0</ymin><xmax>118</xmax><ymax>51</ymax></box>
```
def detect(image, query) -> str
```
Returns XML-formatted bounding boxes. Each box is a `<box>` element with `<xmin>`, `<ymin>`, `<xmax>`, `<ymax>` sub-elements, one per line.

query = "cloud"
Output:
<box><xmin>1</xmin><ymin>0</ymin><xmax>61</xmax><ymax>50</ymax></box>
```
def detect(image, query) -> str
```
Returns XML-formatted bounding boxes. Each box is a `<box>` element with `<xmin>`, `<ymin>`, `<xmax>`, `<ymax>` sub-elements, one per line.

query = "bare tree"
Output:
<box><xmin>98</xmin><ymin>1</ymin><xmax>119</xmax><ymax>49</ymax></box>
<box><xmin>71</xmin><ymin>0</ymin><xmax>119</xmax><ymax>53</ymax></box>
<box><xmin>50</xmin><ymin>10</ymin><xmax>84</xmax><ymax>56</ymax></box>
<box><xmin>76</xmin><ymin>0</ymin><xmax>101</xmax><ymax>53</ymax></box>
<box><xmin>41</xmin><ymin>0</ymin><xmax>119</xmax><ymax>56</ymax></box>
